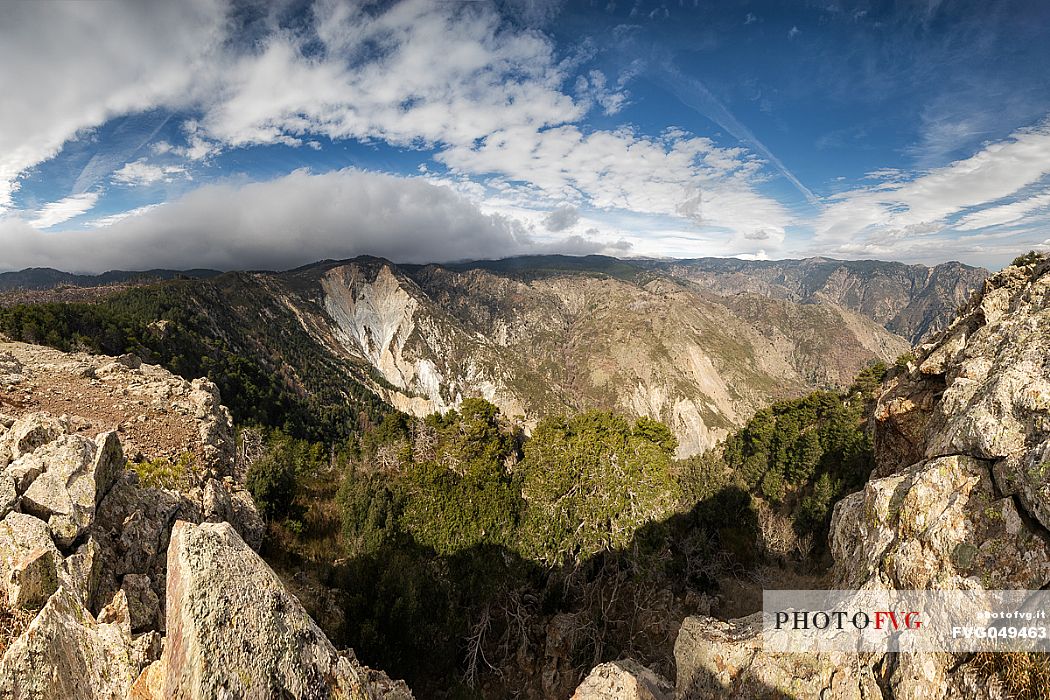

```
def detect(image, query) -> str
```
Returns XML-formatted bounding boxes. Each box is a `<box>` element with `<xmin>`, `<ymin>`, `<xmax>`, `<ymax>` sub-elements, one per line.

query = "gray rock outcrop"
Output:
<box><xmin>0</xmin><ymin>586</ymin><xmax>146</xmax><ymax>699</ymax></box>
<box><xmin>20</xmin><ymin>431</ymin><xmax>122</xmax><ymax>548</ymax></box>
<box><xmin>572</xmin><ymin>659</ymin><xmax>674</xmax><ymax>700</ymax></box>
<box><xmin>673</xmin><ymin>615</ymin><xmax>882</xmax><ymax>700</ymax></box>
<box><xmin>153</xmin><ymin>520</ymin><xmax>411</xmax><ymax>699</ymax></box>
<box><xmin>0</xmin><ymin>511</ymin><xmax>62</xmax><ymax>609</ymax></box>
<box><xmin>0</xmin><ymin>412</ymin><xmax>68</xmax><ymax>470</ymax></box>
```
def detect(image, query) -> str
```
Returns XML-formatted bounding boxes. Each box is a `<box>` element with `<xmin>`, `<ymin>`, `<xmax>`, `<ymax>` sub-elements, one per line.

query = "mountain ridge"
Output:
<box><xmin>1</xmin><ymin>254</ymin><xmax>987</xmax><ymax>344</ymax></box>
<box><xmin>276</xmin><ymin>257</ymin><xmax>909</xmax><ymax>455</ymax></box>
<box><xmin>0</xmin><ymin>254</ymin><xmax>985</xmax><ymax>457</ymax></box>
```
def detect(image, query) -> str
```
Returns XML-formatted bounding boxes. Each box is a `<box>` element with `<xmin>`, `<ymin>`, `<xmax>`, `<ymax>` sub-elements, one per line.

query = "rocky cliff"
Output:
<box><xmin>641</xmin><ymin>256</ymin><xmax>988</xmax><ymax>343</ymax></box>
<box><xmin>0</xmin><ymin>343</ymin><xmax>410</xmax><ymax>699</ymax></box>
<box><xmin>308</xmin><ymin>257</ymin><xmax>908</xmax><ymax>457</ymax></box>
<box><xmin>573</xmin><ymin>253</ymin><xmax>1050</xmax><ymax>699</ymax></box>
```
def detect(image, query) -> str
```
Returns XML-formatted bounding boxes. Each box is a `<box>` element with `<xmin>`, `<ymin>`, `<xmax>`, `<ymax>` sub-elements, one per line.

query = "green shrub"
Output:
<box><xmin>128</xmin><ymin>452</ymin><xmax>195</xmax><ymax>489</ymax></box>
<box><xmin>1012</xmin><ymin>251</ymin><xmax>1043</xmax><ymax>267</ymax></box>
<box><xmin>849</xmin><ymin>361</ymin><xmax>888</xmax><ymax>397</ymax></box>
<box><xmin>338</xmin><ymin>470</ymin><xmax>405</xmax><ymax>555</ymax></box>
<box><xmin>517</xmin><ymin>411</ymin><xmax>679</xmax><ymax>565</ymax></box>
<box><xmin>717</xmin><ymin>373</ymin><xmax>879</xmax><ymax>551</ymax></box>
<box><xmin>246</xmin><ymin>451</ymin><xmax>298</xmax><ymax>521</ymax></box>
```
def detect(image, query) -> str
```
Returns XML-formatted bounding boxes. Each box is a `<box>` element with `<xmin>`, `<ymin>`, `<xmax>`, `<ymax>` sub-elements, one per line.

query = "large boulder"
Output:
<box><xmin>0</xmin><ymin>511</ymin><xmax>62</xmax><ymax>609</ymax></box>
<box><xmin>122</xmin><ymin>573</ymin><xmax>161</xmax><ymax>633</ymax></box>
<box><xmin>0</xmin><ymin>412</ymin><xmax>68</xmax><ymax>470</ymax></box>
<box><xmin>0</xmin><ymin>586</ymin><xmax>148</xmax><ymax>699</ymax></box>
<box><xmin>20</xmin><ymin>431</ymin><xmax>123</xmax><ymax>549</ymax></box>
<box><xmin>673</xmin><ymin>614</ymin><xmax>881</xmax><ymax>700</ymax></box>
<box><xmin>671</xmin><ymin>615</ymin><xmax>1006</xmax><ymax>700</ymax></box>
<box><xmin>831</xmin><ymin>455</ymin><xmax>1050</xmax><ymax>590</ymax></box>
<box><xmin>89</xmin><ymin>472</ymin><xmax>202</xmax><ymax>623</ymax></box>
<box><xmin>572</xmin><ymin>659</ymin><xmax>674</xmax><ymax>700</ymax></box>
<box><xmin>201</xmin><ymin>477</ymin><xmax>265</xmax><ymax>551</ymax></box>
<box><xmin>187</xmin><ymin>378</ymin><xmax>236</xmax><ymax>475</ymax></box>
<box><xmin>88</xmin><ymin>474</ymin><xmax>263</xmax><ymax>630</ymax></box>
<box><xmin>158</xmin><ymin>520</ymin><xmax>411</xmax><ymax>699</ymax></box>
<box><xmin>61</xmin><ymin>537</ymin><xmax>103</xmax><ymax>611</ymax></box>
<box><xmin>875</xmin><ymin>259</ymin><xmax>1050</xmax><ymax>528</ymax></box>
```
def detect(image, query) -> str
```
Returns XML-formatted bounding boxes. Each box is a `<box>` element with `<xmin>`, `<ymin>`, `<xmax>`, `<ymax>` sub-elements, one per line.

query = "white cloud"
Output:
<box><xmin>86</xmin><ymin>204</ymin><xmax>163</xmax><ymax>228</ymax></box>
<box><xmin>198</xmin><ymin>0</ymin><xmax>579</xmax><ymax>150</ymax></box>
<box><xmin>0</xmin><ymin>0</ymin><xmax>792</xmax><ymax>256</ymax></box>
<box><xmin>0</xmin><ymin>0</ymin><xmax>227</xmax><ymax>212</ymax></box>
<box><xmin>815</xmin><ymin>120</ymin><xmax>1050</xmax><ymax>249</ymax></box>
<box><xmin>955</xmin><ymin>188</ymin><xmax>1050</xmax><ymax>231</ymax></box>
<box><xmin>175</xmin><ymin>121</ymin><xmax>220</xmax><ymax>161</ymax></box>
<box><xmin>0</xmin><ymin>170</ymin><xmax>620</xmax><ymax>273</ymax></box>
<box><xmin>439</xmin><ymin>125</ymin><xmax>791</xmax><ymax>241</ymax></box>
<box><xmin>575</xmin><ymin>70</ymin><xmax>628</xmax><ymax>115</ymax></box>
<box><xmin>30</xmin><ymin>192</ymin><xmax>101</xmax><ymax>229</ymax></box>
<box><xmin>112</xmin><ymin>160</ymin><xmax>187</xmax><ymax>186</ymax></box>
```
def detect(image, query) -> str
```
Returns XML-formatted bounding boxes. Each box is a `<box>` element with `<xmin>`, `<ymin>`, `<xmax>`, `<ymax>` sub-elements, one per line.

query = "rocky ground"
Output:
<box><xmin>572</xmin><ymin>254</ymin><xmax>1050</xmax><ymax>699</ymax></box>
<box><xmin>0</xmin><ymin>344</ymin><xmax>411</xmax><ymax>699</ymax></box>
<box><xmin>0</xmin><ymin>341</ymin><xmax>232</xmax><ymax>472</ymax></box>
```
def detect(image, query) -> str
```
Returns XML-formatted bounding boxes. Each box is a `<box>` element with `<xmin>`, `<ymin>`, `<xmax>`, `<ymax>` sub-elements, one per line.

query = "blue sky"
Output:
<box><xmin>2</xmin><ymin>0</ymin><xmax>1049</xmax><ymax>272</ymax></box>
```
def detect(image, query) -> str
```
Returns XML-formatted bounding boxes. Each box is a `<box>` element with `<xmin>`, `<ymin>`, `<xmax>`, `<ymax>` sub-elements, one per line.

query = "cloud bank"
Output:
<box><xmin>810</xmin><ymin>120</ymin><xmax>1050</xmax><ymax>264</ymax></box>
<box><xmin>0</xmin><ymin>170</ymin><xmax>619</xmax><ymax>273</ymax></box>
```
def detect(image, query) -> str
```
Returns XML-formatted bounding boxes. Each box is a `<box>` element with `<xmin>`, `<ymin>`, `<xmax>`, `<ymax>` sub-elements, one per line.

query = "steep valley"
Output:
<box><xmin>338</xmin><ymin>259</ymin><xmax>909</xmax><ymax>456</ymax></box>
<box><xmin>0</xmin><ymin>255</ymin><xmax>984</xmax><ymax>458</ymax></box>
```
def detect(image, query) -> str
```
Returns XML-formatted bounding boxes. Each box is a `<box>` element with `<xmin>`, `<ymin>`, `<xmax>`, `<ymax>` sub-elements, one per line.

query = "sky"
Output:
<box><xmin>2</xmin><ymin>0</ymin><xmax>1050</xmax><ymax>272</ymax></box>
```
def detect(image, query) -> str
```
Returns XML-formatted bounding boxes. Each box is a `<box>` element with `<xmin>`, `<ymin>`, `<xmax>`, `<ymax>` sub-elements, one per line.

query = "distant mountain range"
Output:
<box><xmin>0</xmin><ymin>255</ymin><xmax>987</xmax><ymax>456</ymax></box>
<box><xmin>632</xmin><ymin>256</ymin><xmax>988</xmax><ymax>343</ymax></box>
<box><xmin>0</xmin><ymin>267</ymin><xmax>221</xmax><ymax>291</ymax></box>
<box><xmin>440</xmin><ymin>255</ymin><xmax>987</xmax><ymax>344</ymax></box>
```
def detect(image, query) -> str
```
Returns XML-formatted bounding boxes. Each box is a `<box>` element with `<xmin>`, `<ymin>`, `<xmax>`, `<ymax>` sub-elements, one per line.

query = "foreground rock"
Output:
<box><xmin>0</xmin><ymin>511</ymin><xmax>61</xmax><ymax>609</ymax></box>
<box><xmin>831</xmin><ymin>454</ymin><xmax>1050</xmax><ymax>590</ymax></box>
<box><xmin>674</xmin><ymin>615</ymin><xmax>882</xmax><ymax>700</ymax></box>
<box><xmin>152</xmin><ymin>520</ymin><xmax>411</xmax><ymax>699</ymax></box>
<box><xmin>0</xmin><ymin>344</ymin><xmax>411</xmax><ymax>698</ymax></box>
<box><xmin>0</xmin><ymin>412</ymin><xmax>68</xmax><ymax>471</ymax></box>
<box><xmin>572</xmin><ymin>659</ymin><xmax>673</xmax><ymax>700</ymax></box>
<box><xmin>20</xmin><ymin>431</ymin><xmax>122</xmax><ymax>548</ymax></box>
<box><xmin>0</xmin><ymin>586</ymin><xmax>148</xmax><ymax>699</ymax></box>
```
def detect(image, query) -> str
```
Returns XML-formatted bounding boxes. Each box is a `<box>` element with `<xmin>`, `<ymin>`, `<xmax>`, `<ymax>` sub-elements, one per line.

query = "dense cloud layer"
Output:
<box><xmin>2</xmin><ymin>0</ymin><xmax>1048</xmax><ymax>270</ymax></box>
<box><xmin>0</xmin><ymin>170</ymin><xmax>619</xmax><ymax>273</ymax></box>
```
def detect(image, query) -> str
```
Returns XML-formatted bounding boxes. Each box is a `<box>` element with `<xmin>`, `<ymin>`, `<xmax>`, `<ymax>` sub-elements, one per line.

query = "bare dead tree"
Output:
<box><xmin>754</xmin><ymin>498</ymin><xmax>798</xmax><ymax>560</ymax></box>
<box><xmin>410</xmin><ymin>418</ymin><xmax>438</xmax><ymax>463</ymax></box>
<box><xmin>463</xmin><ymin>604</ymin><xmax>500</xmax><ymax>689</ymax></box>
<box><xmin>374</xmin><ymin>441</ymin><xmax>406</xmax><ymax>474</ymax></box>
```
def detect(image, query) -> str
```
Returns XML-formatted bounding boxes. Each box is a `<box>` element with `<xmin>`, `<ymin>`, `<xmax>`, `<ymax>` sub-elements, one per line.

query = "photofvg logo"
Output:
<box><xmin>762</xmin><ymin>590</ymin><xmax>1050</xmax><ymax>653</ymax></box>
